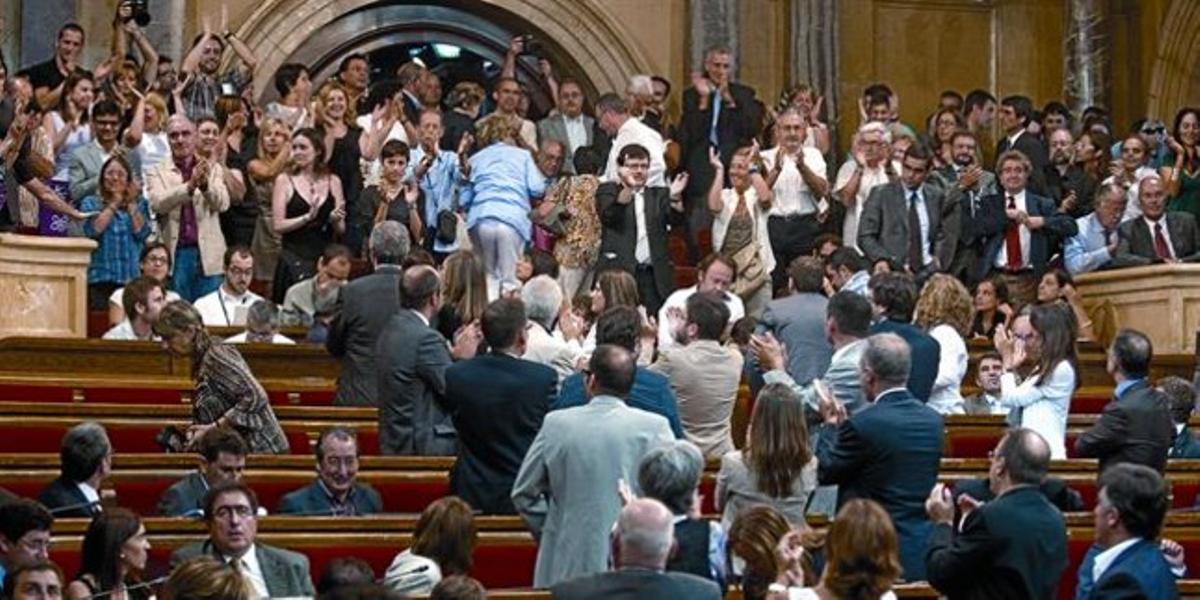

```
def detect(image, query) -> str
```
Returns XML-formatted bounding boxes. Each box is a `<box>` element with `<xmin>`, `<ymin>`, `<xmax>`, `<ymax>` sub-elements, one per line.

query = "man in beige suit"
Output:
<box><xmin>650</xmin><ymin>291</ymin><xmax>743</xmax><ymax>459</ymax></box>
<box><xmin>147</xmin><ymin>114</ymin><xmax>230</xmax><ymax>301</ymax></box>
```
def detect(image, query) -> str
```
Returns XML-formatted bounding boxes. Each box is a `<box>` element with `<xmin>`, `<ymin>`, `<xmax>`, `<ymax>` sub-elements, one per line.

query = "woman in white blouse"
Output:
<box><xmin>913</xmin><ymin>274</ymin><xmax>973</xmax><ymax>415</ymax></box>
<box><xmin>833</xmin><ymin>121</ymin><xmax>900</xmax><ymax>250</ymax></box>
<box><xmin>708</xmin><ymin>146</ymin><xmax>775</xmax><ymax>316</ymax></box>
<box><xmin>993</xmin><ymin>304</ymin><xmax>1078</xmax><ymax>459</ymax></box>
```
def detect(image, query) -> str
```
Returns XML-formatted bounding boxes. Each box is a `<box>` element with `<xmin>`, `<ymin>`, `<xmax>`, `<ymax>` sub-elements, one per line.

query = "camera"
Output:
<box><xmin>519</xmin><ymin>34</ymin><xmax>543</xmax><ymax>57</ymax></box>
<box><xmin>155</xmin><ymin>425</ymin><xmax>188</xmax><ymax>453</ymax></box>
<box><xmin>122</xmin><ymin>0</ymin><xmax>152</xmax><ymax>27</ymax></box>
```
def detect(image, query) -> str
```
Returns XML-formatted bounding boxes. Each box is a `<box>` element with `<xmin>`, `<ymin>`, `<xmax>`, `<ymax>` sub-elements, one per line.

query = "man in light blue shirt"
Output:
<box><xmin>1064</xmin><ymin>183</ymin><xmax>1126</xmax><ymax>275</ymax></box>
<box><xmin>409</xmin><ymin>110</ymin><xmax>470</xmax><ymax>258</ymax></box>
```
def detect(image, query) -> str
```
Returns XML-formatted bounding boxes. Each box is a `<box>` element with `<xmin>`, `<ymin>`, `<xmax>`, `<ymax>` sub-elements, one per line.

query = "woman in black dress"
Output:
<box><xmin>315</xmin><ymin>82</ymin><xmax>367</xmax><ymax>251</ymax></box>
<box><xmin>270</xmin><ymin>127</ymin><xmax>346</xmax><ymax>302</ymax></box>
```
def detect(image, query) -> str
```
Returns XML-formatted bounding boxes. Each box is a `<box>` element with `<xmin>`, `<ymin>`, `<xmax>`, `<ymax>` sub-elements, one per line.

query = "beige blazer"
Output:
<box><xmin>146</xmin><ymin>160</ymin><xmax>230</xmax><ymax>277</ymax></box>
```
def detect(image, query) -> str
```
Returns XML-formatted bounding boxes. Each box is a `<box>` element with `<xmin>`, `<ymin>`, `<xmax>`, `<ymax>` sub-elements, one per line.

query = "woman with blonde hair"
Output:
<box><xmin>914</xmin><ymin>274</ymin><xmax>973</xmax><ymax>414</ymax></box>
<box><xmin>315</xmin><ymin>81</ymin><xmax>369</xmax><ymax>249</ymax></box>
<box><xmin>384</xmin><ymin>496</ymin><xmax>477</xmax><ymax>595</ymax></box>
<box><xmin>461</xmin><ymin>114</ymin><xmax>546</xmax><ymax>295</ymax></box>
<box><xmin>437</xmin><ymin>250</ymin><xmax>489</xmax><ymax>345</ymax></box>
<box><xmin>162</xmin><ymin>556</ymin><xmax>256</xmax><ymax>600</ymax></box>
<box><xmin>772</xmin><ymin>499</ymin><xmax>901</xmax><ymax>600</ymax></box>
<box><xmin>247</xmin><ymin>117</ymin><xmax>291</xmax><ymax>292</ymax></box>
<box><xmin>716</xmin><ymin>383</ymin><xmax>818</xmax><ymax>531</ymax></box>
<box><xmin>154</xmin><ymin>300</ymin><xmax>289</xmax><ymax>454</ymax></box>
<box><xmin>128</xmin><ymin>92</ymin><xmax>170</xmax><ymax>177</ymax></box>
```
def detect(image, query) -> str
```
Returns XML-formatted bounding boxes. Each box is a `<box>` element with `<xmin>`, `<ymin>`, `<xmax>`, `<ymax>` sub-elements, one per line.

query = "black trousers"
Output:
<box><xmin>635</xmin><ymin>264</ymin><xmax>665</xmax><ymax>317</ymax></box>
<box><xmin>767</xmin><ymin>214</ymin><xmax>820</xmax><ymax>293</ymax></box>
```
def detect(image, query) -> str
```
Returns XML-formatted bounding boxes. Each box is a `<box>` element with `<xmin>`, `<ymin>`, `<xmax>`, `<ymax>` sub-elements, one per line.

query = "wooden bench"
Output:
<box><xmin>38</xmin><ymin>513</ymin><xmax>1200</xmax><ymax>598</ymax></box>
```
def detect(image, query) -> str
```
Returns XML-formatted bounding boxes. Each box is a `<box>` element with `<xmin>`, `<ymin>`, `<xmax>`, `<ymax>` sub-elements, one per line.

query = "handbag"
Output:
<box><xmin>726</xmin><ymin>192</ymin><xmax>768</xmax><ymax>299</ymax></box>
<box><xmin>436</xmin><ymin>209</ymin><xmax>458</xmax><ymax>244</ymax></box>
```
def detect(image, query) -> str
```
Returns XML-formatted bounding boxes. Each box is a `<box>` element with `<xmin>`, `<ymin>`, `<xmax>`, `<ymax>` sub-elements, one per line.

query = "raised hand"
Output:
<box><xmin>750</xmin><ymin>332</ymin><xmax>786</xmax><ymax>372</ymax></box>
<box><xmin>690</xmin><ymin>71</ymin><xmax>711</xmax><ymax>97</ymax></box>
<box><xmin>404</xmin><ymin>179</ymin><xmax>420</xmax><ymax>205</ymax></box>
<box><xmin>708</xmin><ymin>147</ymin><xmax>723</xmax><ymax>170</ymax></box>
<box><xmin>669</xmin><ymin>172</ymin><xmax>689</xmax><ymax>198</ymax></box>
<box><xmin>925</xmin><ymin>483</ymin><xmax>955</xmax><ymax>524</ymax></box>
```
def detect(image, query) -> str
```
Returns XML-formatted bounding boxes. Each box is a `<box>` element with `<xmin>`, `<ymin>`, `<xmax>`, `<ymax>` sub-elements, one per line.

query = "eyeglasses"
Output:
<box><xmin>144</xmin><ymin>255</ymin><xmax>170</xmax><ymax>266</ymax></box>
<box><xmin>1141</xmin><ymin>127</ymin><xmax>1166</xmax><ymax>135</ymax></box>
<box><xmin>19</xmin><ymin>536</ymin><xmax>52</xmax><ymax>553</ymax></box>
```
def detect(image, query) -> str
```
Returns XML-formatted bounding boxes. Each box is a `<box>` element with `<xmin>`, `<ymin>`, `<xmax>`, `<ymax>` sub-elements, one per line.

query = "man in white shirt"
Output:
<box><xmin>657</xmin><ymin>254</ymin><xmax>744</xmax><ymax>352</ymax></box>
<box><xmin>537</xmin><ymin>79</ymin><xmax>594</xmax><ymax>175</ymax></box>
<box><xmin>521</xmin><ymin>275</ymin><xmax>584</xmax><ymax>382</ymax></box>
<box><xmin>226</xmin><ymin>300</ymin><xmax>296</xmax><ymax>345</ymax></box>
<box><xmin>103</xmin><ymin>276</ymin><xmax>167</xmax><ymax>341</ymax></box>
<box><xmin>761</xmin><ymin>108</ymin><xmax>829</xmax><ymax>291</ymax></box>
<box><xmin>193</xmin><ymin>246</ymin><xmax>264</xmax><ymax>326</ymax></box>
<box><xmin>1064</xmin><ymin>184</ymin><xmax>1126</xmax><ymax>275</ymax></box>
<box><xmin>170</xmin><ymin>481</ymin><xmax>314</xmax><ymax>598</ymax></box>
<box><xmin>597</xmin><ymin>93</ymin><xmax>666</xmax><ymax>187</ymax></box>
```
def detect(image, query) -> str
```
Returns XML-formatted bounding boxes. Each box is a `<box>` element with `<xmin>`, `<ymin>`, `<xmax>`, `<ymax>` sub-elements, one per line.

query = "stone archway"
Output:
<box><xmin>1147</xmin><ymin>0</ymin><xmax>1200</xmax><ymax>120</ymax></box>
<box><xmin>233</xmin><ymin>0</ymin><xmax>654</xmax><ymax>101</ymax></box>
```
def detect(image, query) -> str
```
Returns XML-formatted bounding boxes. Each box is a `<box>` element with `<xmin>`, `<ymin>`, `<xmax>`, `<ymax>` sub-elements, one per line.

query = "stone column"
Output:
<box><xmin>689</xmin><ymin>0</ymin><xmax>739</xmax><ymax>77</ymax></box>
<box><xmin>790</xmin><ymin>0</ymin><xmax>840</xmax><ymax>155</ymax></box>
<box><xmin>19</xmin><ymin>0</ymin><xmax>74</xmax><ymax>68</ymax></box>
<box><xmin>142</xmin><ymin>0</ymin><xmax>186</xmax><ymax>67</ymax></box>
<box><xmin>1063</xmin><ymin>0</ymin><xmax>1109</xmax><ymax>115</ymax></box>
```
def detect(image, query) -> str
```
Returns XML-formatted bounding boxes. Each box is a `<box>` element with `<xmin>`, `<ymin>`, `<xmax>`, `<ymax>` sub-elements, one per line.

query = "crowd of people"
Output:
<box><xmin>2</xmin><ymin>3</ymin><xmax>1200</xmax><ymax>599</ymax></box>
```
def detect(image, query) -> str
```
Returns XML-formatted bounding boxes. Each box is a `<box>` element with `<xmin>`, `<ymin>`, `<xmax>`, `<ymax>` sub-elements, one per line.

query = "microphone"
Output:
<box><xmin>46</xmin><ymin>499</ymin><xmax>103</xmax><ymax>515</ymax></box>
<box><xmin>88</xmin><ymin>575</ymin><xmax>170</xmax><ymax>598</ymax></box>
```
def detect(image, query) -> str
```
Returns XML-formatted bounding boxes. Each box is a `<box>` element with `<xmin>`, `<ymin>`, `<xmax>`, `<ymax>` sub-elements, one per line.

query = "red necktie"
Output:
<box><xmin>1005</xmin><ymin>196</ymin><xmax>1023</xmax><ymax>270</ymax></box>
<box><xmin>1154</xmin><ymin>222</ymin><xmax>1172</xmax><ymax>260</ymax></box>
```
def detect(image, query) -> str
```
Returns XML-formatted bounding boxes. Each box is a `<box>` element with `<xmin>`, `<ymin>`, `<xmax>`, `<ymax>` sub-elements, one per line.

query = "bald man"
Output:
<box><xmin>550</xmin><ymin>498</ymin><xmax>721</xmax><ymax>599</ymax></box>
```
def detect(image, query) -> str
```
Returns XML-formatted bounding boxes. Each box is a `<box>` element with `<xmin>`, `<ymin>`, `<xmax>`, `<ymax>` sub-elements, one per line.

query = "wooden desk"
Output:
<box><xmin>1075</xmin><ymin>263</ymin><xmax>1200</xmax><ymax>353</ymax></box>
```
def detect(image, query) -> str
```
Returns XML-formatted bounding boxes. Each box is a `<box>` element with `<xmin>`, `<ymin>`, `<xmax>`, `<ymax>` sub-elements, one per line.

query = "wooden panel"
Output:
<box><xmin>872</xmin><ymin>1</ymin><xmax>994</xmax><ymax>128</ymax></box>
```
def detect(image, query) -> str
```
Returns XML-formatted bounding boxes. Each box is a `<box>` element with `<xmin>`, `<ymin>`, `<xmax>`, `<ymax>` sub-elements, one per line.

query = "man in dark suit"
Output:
<box><xmin>278</xmin><ymin>427</ymin><xmax>381</xmax><ymax>516</ymax></box>
<box><xmin>1076</xmin><ymin>464</ymin><xmax>1180</xmax><ymax>599</ymax></box>
<box><xmin>675</xmin><ymin>45</ymin><xmax>763</xmax><ymax>261</ymax></box>
<box><xmin>925</xmin><ymin>428</ymin><xmax>1068</xmax><ymax>599</ymax></box>
<box><xmin>595</xmin><ymin>144</ymin><xmax>687</xmax><ymax>315</ymax></box>
<box><xmin>171</xmin><ymin>481</ymin><xmax>314</xmax><ymax>597</ymax></box>
<box><xmin>1161</xmin><ymin>376</ymin><xmax>1200</xmax><ymax>458</ymax></box>
<box><xmin>858</xmin><ymin>143</ymin><xmax>958</xmax><ymax>281</ymax></box>
<box><xmin>550</xmin><ymin>497</ymin><xmax>721</xmax><ymax>600</ymax></box>
<box><xmin>1112</xmin><ymin>175</ymin><xmax>1200</xmax><ymax>267</ymax></box>
<box><xmin>815</xmin><ymin>333</ymin><xmax>943</xmax><ymax>580</ymax></box>
<box><xmin>867</xmin><ymin>272</ymin><xmax>940</xmax><ymax>403</ymax></box>
<box><xmin>159</xmin><ymin>427</ymin><xmax>247</xmax><ymax>517</ymax></box>
<box><xmin>975</xmin><ymin>150</ymin><xmax>1078</xmax><ymax>306</ymax></box>
<box><xmin>37</xmin><ymin>422</ymin><xmax>110</xmax><ymax>518</ymax></box>
<box><xmin>376</xmin><ymin>265</ymin><xmax>480</xmax><ymax>456</ymax></box>
<box><xmin>994</xmin><ymin>95</ymin><xmax>1048</xmax><ymax>194</ymax></box>
<box><xmin>326</xmin><ymin>221</ymin><xmax>410</xmax><ymax>407</ymax></box>
<box><xmin>446</xmin><ymin>298</ymin><xmax>557</xmax><ymax>515</ymax></box>
<box><xmin>932</xmin><ymin>130</ymin><xmax>999</xmax><ymax>285</ymax></box>
<box><xmin>554</xmin><ymin>306</ymin><xmax>685</xmax><ymax>438</ymax></box>
<box><xmin>1075</xmin><ymin>329</ymin><xmax>1174</xmax><ymax>472</ymax></box>
<box><xmin>537</xmin><ymin>79</ymin><xmax>594</xmax><ymax>176</ymax></box>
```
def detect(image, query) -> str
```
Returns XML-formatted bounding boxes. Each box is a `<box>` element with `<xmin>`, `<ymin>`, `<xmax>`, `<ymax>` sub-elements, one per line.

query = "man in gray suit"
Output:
<box><xmin>512</xmin><ymin>344</ymin><xmax>675</xmax><ymax>588</ymax></box>
<box><xmin>551</xmin><ymin>498</ymin><xmax>722</xmax><ymax>599</ymax></box>
<box><xmin>158</xmin><ymin>427</ymin><xmax>247</xmax><ymax>517</ymax></box>
<box><xmin>755</xmin><ymin>256</ymin><xmax>833</xmax><ymax>386</ymax></box>
<box><xmin>536</xmin><ymin>79</ymin><xmax>594</xmax><ymax>175</ymax></box>
<box><xmin>1112</xmin><ymin>175</ymin><xmax>1200</xmax><ymax>267</ymax></box>
<box><xmin>858</xmin><ymin>143</ymin><xmax>957</xmax><ymax>281</ymax></box>
<box><xmin>375</xmin><ymin>265</ymin><xmax>480</xmax><ymax>456</ymax></box>
<box><xmin>326</xmin><ymin>222</ymin><xmax>410</xmax><ymax>407</ymax></box>
<box><xmin>931</xmin><ymin>130</ymin><xmax>998</xmax><ymax>284</ymax></box>
<box><xmin>67</xmin><ymin>100</ymin><xmax>140</xmax><ymax>200</ymax></box>
<box><xmin>170</xmin><ymin>481</ymin><xmax>314</xmax><ymax>598</ymax></box>
<box><xmin>754</xmin><ymin>290</ymin><xmax>871</xmax><ymax>416</ymax></box>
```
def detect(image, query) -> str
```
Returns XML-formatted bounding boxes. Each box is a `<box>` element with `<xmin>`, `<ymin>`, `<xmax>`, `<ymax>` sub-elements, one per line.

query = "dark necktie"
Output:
<box><xmin>1154</xmin><ymin>222</ymin><xmax>1172</xmax><ymax>260</ymax></box>
<box><xmin>1005</xmin><ymin>195</ymin><xmax>1023</xmax><ymax>270</ymax></box>
<box><xmin>1103</xmin><ymin>227</ymin><xmax>1114</xmax><ymax>246</ymax></box>
<box><xmin>908</xmin><ymin>192</ymin><xmax>924</xmax><ymax>271</ymax></box>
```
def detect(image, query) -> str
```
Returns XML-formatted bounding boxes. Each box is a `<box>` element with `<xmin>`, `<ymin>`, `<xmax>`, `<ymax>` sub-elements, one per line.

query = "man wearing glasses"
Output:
<box><xmin>0</xmin><ymin>500</ymin><xmax>54</xmax><ymax>595</ymax></box>
<box><xmin>277</xmin><ymin>427</ymin><xmax>381</xmax><ymax>516</ymax></box>
<box><xmin>66</xmin><ymin>100</ymin><xmax>141</xmax><ymax>201</ymax></box>
<box><xmin>193</xmin><ymin>246</ymin><xmax>263</xmax><ymax>327</ymax></box>
<box><xmin>171</xmin><ymin>481</ymin><xmax>314</xmax><ymax>598</ymax></box>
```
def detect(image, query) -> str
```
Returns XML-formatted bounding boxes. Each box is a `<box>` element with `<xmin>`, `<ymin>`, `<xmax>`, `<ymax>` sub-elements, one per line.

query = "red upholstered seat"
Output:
<box><xmin>0</xmin><ymin>385</ymin><xmax>74</xmax><ymax>402</ymax></box>
<box><xmin>0</xmin><ymin>423</ymin><xmax>174</xmax><ymax>453</ymax></box>
<box><xmin>1070</xmin><ymin>394</ymin><xmax>1108</xmax><ymax>415</ymax></box>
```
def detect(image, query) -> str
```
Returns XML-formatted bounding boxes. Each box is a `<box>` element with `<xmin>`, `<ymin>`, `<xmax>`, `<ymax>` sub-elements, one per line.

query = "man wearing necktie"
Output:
<box><xmin>595</xmin><ymin>144</ymin><xmax>689</xmax><ymax>315</ymax></box>
<box><xmin>170</xmin><ymin>481</ymin><xmax>315</xmax><ymax>598</ymax></box>
<box><xmin>676</xmin><ymin>46</ymin><xmax>763</xmax><ymax>262</ymax></box>
<box><xmin>1064</xmin><ymin>184</ymin><xmax>1127</xmax><ymax>275</ymax></box>
<box><xmin>974</xmin><ymin>150</ymin><xmax>1078</xmax><ymax>307</ymax></box>
<box><xmin>857</xmin><ymin>143</ymin><xmax>956</xmax><ymax>286</ymax></box>
<box><xmin>932</xmin><ymin>130</ymin><xmax>997</xmax><ymax>284</ymax></box>
<box><xmin>1112</xmin><ymin>175</ymin><xmax>1200</xmax><ymax>267</ymax></box>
